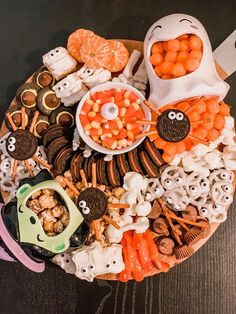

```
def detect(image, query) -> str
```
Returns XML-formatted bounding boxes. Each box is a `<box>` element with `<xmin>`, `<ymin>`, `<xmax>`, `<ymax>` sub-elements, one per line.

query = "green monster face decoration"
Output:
<box><xmin>16</xmin><ymin>180</ymin><xmax>84</xmax><ymax>253</ymax></box>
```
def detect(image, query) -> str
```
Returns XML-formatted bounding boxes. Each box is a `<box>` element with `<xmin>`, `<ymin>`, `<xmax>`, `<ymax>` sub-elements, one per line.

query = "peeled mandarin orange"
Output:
<box><xmin>106</xmin><ymin>40</ymin><xmax>129</xmax><ymax>72</ymax></box>
<box><xmin>163</xmin><ymin>41</ymin><xmax>169</xmax><ymax>52</ymax></box>
<box><xmin>161</xmin><ymin>74</ymin><xmax>172</xmax><ymax>79</ymax></box>
<box><xmin>193</xmin><ymin>127</ymin><xmax>208</xmax><ymax>139</ymax></box>
<box><xmin>177</xmin><ymin>34</ymin><xmax>189</xmax><ymax>40</ymax></box>
<box><xmin>176</xmin><ymin>101</ymin><xmax>190</xmax><ymax>111</ymax></box>
<box><xmin>80</xmin><ymin>34</ymin><xmax>112</xmax><ymax>68</ymax></box>
<box><xmin>67</xmin><ymin>29</ymin><xmax>95</xmax><ymax>62</ymax></box>
<box><xmin>201</xmin><ymin>112</ymin><xmax>215</xmax><ymax>130</ymax></box>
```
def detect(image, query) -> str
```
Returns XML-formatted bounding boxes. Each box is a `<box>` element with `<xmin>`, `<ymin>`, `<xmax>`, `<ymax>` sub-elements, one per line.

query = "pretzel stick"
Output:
<box><xmin>33</xmin><ymin>154</ymin><xmax>51</xmax><ymax>169</ymax></box>
<box><xmin>79</xmin><ymin>169</ymin><xmax>88</xmax><ymax>188</ymax></box>
<box><xmin>108</xmin><ymin>203</ymin><xmax>130</xmax><ymax>209</ymax></box>
<box><xmin>92</xmin><ymin>163</ymin><xmax>97</xmax><ymax>187</ymax></box>
<box><xmin>135</xmin><ymin>130</ymin><xmax>158</xmax><ymax>139</ymax></box>
<box><xmin>24</xmin><ymin>160</ymin><xmax>33</xmax><ymax>177</ymax></box>
<box><xmin>29</xmin><ymin>111</ymin><xmax>39</xmax><ymax>133</ymax></box>
<box><xmin>135</xmin><ymin>120</ymin><xmax>157</xmax><ymax>125</ymax></box>
<box><xmin>188</xmin><ymin>135</ymin><xmax>210</xmax><ymax>146</ymax></box>
<box><xmin>143</xmin><ymin>100</ymin><xmax>161</xmax><ymax>115</ymax></box>
<box><xmin>92</xmin><ymin>220</ymin><xmax>101</xmax><ymax>241</ymax></box>
<box><xmin>6</xmin><ymin>113</ymin><xmax>17</xmax><ymax>131</ymax></box>
<box><xmin>191</xmin><ymin>119</ymin><xmax>210</xmax><ymax>126</ymax></box>
<box><xmin>167</xmin><ymin>213</ymin><xmax>208</xmax><ymax>228</ymax></box>
<box><xmin>21</xmin><ymin>107</ymin><xmax>26</xmax><ymax>129</ymax></box>
<box><xmin>166</xmin><ymin>208</ymin><xmax>190</xmax><ymax>232</ymax></box>
<box><xmin>184</xmin><ymin>97</ymin><xmax>204</xmax><ymax>114</ymax></box>
<box><xmin>63</xmin><ymin>177</ymin><xmax>80</xmax><ymax>196</ymax></box>
<box><xmin>103</xmin><ymin>215</ymin><xmax>121</xmax><ymax>230</ymax></box>
<box><xmin>12</xmin><ymin>159</ymin><xmax>18</xmax><ymax>180</ymax></box>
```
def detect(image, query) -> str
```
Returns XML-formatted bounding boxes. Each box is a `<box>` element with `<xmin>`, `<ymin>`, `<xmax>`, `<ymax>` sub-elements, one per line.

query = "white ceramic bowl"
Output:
<box><xmin>76</xmin><ymin>82</ymin><xmax>151</xmax><ymax>155</ymax></box>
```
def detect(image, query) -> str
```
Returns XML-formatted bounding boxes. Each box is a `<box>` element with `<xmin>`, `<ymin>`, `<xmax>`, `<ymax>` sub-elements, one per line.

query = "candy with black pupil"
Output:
<box><xmin>16</xmin><ymin>82</ymin><xmax>40</xmax><ymax>108</ymax></box>
<box><xmin>77</xmin><ymin>187</ymin><xmax>108</xmax><ymax>221</ymax></box>
<box><xmin>157</xmin><ymin>109</ymin><xmax>190</xmax><ymax>142</ymax></box>
<box><xmin>49</xmin><ymin>106</ymin><xmax>75</xmax><ymax>128</ymax></box>
<box><xmin>6</xmin><ymin>129</ymin><xmax>38</xmax><ymax>160</ymax></box>
<box><xmin>5</xmin><ymin>105</ymin><xmax>30</xmax><ymax>131</ymax></box>
<box><xmin>33</xmin><ymin>66</ymin><xmax>55</xmax><ymax>88</ymax></box>
<box><xmin>37</xmin><ymin>87</ymin><xmax>61</xmax><ymax>116</ymax></box>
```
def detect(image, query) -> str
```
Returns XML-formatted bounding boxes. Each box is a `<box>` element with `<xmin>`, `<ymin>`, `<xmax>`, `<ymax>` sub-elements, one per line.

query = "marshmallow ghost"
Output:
<box><xmin>144</xmin><ymin>14</ymin><xmax>229</xmax><ymax>107</ymax></box>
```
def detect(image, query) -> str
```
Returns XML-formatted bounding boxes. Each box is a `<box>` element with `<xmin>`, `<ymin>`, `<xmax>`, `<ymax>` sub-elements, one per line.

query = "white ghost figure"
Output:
<box><xmin>53</xmin><ymin>73</ymin><xmax>88</xmax><ymax>106</ymax></box>
<box><xmin>120</xmin><ymin>172</ymin><xmax>150</xmax><ymax>216</ymax></box>
<box><xmin>53</xmin><ymin>252</ymin><xmax>76</xmax><ymax>274</ymax></box>
<box><xmin>72</xmin><ymin>241</ymin><xmax>124</xmax><ymax>282</ymax></box>
<box><xmin>77</xmin><ymin>65</ymin><xmax>111</xmax><ymax>89</ymax></box>
<box><xmin>144</xmin><ymin>13</ymin><xmax>229</xmax><ymax>108</ymax></box>
<box><xmin>43</xmin><ymin>47</ymin><xmax>77</xmax><ymax>80</ymax></box>
<box><xmin>143</xmin><ymin>178</ymin><xmax>165</xmax><ymax>202</ymax></box>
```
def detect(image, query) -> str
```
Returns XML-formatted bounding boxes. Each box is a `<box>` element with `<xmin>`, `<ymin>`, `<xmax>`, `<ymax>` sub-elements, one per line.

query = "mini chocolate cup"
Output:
<box><xmin>16</xmin><ymin>82</ymin><xmax>40</xmax><ymax>108</ymax></box>
<box><xmin>33</xmin><ymin>66</ymin><xmax>55</xmax><ymax>88</ymax></box>
<box><xmin>49</xmin><ymin>106</ymin><xmax>75</xmax><ymax>128</ymax></box>
<box><xmin>37</xmin><ymin>87</ymin><xmax>61</xmax><ymax>116</ymax></box>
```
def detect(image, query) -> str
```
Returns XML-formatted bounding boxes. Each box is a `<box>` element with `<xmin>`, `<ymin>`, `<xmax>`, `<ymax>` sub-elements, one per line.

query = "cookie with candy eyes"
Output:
<box><xmin>157</xmin><ymin>109</ymin><xmax>190</xmax><ymax>142</ymax></box>
<box><xmin>163</xmin><ymin>188</ymin><xmax>189</xmax><ymax>211</ymax></box>
<box><xmin>210</xmin><ymin>181</ymin><xmax>233</xmax><ymax>205</ymax></box>
<box><xmin>186</xmin><ymin>172</ymin><xmax>210</xmax><ymax>199</ymax></box>
<box><xmin>77</xmin><ymin>187</ymin><xmax>108</xmax><ymax>221</ymax></box>
<box><xmin>160</xmin><ymin>165</ymin><xmax>187</xmax><ymax>190</ymax></box>
<box><xmin>6</xmin><ymin>129</ymin><xmax>38</xmax><ymax>161</ymax></box>
<box><xmin>198</xmin><ymin>199</ymin><xmax>227</xmax><ymax>223</ymax></box>
<box><xmin>209</xmin><ymin>169</ymin><xmax>234</xmax><ymax>184</ymax></box>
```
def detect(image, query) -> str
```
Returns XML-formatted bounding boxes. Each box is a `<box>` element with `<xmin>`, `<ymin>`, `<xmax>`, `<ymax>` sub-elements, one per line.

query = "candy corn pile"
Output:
<box><xmin>79</xmin><ymin>88</ymin><xmax>145</xmax><ymax>150</ymax></box>
<box><xmin>150</xmin><ymin>34</ymin><xmax>203</xmax><ymax>79</ymax></box>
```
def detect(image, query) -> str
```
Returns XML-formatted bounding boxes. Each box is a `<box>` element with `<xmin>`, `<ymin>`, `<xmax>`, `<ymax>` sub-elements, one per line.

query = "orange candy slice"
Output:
<box><xmin>67</xmin><ymin>29</ymin><xmax>95</xmax><ymax>62</ymax></box>
<box><xmin>80</xmin><ymin>35</ymin><xmax>113</xmax><ymax>68</ymax></box>
<box><xmin>106</xmin><ymin>40</ymin><xmax>129</xmax><ymax>72</ymax></box>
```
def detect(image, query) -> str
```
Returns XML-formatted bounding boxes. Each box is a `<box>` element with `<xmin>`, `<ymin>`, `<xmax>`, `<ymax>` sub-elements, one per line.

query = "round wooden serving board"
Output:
<box><xmin>0</xmin><ymin>39</ymin><xmax>234</xmax><ymax>281</ymax></box>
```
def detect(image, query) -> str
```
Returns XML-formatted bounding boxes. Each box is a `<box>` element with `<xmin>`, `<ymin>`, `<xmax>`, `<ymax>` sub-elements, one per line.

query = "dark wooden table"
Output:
<box><xmin>0</xmin><ymin>1</ymin><xmax>236</xmax><ymax>313</ymax></box>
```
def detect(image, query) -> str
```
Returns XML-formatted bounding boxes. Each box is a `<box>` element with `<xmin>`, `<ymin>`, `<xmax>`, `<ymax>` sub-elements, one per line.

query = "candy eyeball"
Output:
<box><xmin>176</xmin><ymin>112</ymin><xmax>184</xmax><ymax>121</ymax></box>
<box><xmin>79</xmin><ymin>200</ymin><xmax>86</xmax><ymax>208</ymax></box>
<box><xmin>222</xmin><ymin>184</ymin><xmax>232</xmax><ymax>193</ymax></box>
<box><xmin>190</xmin><ymin>185</ymin><xmax>198</xmax><ymax>193</ymax></box>
<box><xmin>199</xmin><ymin>207</ymin><xmax>209</xmax><ymax>217</ymax></box>
<box><xmin>7</xmin><ymin>144</ymin><xmax>15</xmax><ymax>152</ymax></box>
<box><xmin>164</xmin><ymin>179</ymin><xmax>172</xmax><ymax>188</ymax></box>
<box><xmin>168</xmin><ymin>111</ymin><xmax>176</xmax><ymax>120</ymax></box>
<box><xmin>63</xmin><ymin>82</ymin><xmax>69</xmax><ymax>88</ymax></box>
<box><xmin>223</xmin><ymin>195</ymin><xmax>232</xmax><ymax>203</ymax></box>
<box><xmin>82</xmin><ymin>207</ymin><xmax>90</xmax><ymax>215</ymax></box>
<box><xmin>144</xmin><ymin>192</ymin><xmax>152</xmax><ymax>201</ymax></box>
<box><xmin>174</xmin><ymin>204</ymin><xmax>181</xmax><ymax>211</ymax></box>
<box><xmin>220</xmin><ymin>172</ymin><xmax>228</xmax><ymax>180</ymax></box>
<box><xmin>213</xmin><ymin>204</ymin><xmax>224</xmax><ymax>212</ymax></box>
<box><xmin>88</xmin><ymin>264</ymin><xmax>95</xmax><ymax>270</ymax></box>
<box><xmin>201</xmin><ymin>181</ymin><xmax>209</xmax><ymax>190</ymax></box>
<box><xmin>8</xmin><ymin>137</ymin><xmax>16</xmax><ymax>144</ymax></box>
<box><xmin>175</xmin><ymin>177</ymin><xmax>183</xmax><ymax>185</ymax></box>
<box><xmin>86</xmin><ymin>69</ymin><xmax>93</xmax><ymax>75</ymax></box>
<box><xmin>154</xmin><ymin>187</ymin><xmax>160</xmax><ymax>195</ymax></box>
<box><xmin>101</xmin><ymin>103</ymin><xmax>118</xmax><ymax>120</ymax></box>
<box><xmin>81</xmin><ymin>267</ymin><xmax>88</xmax><ymax>274</ymax></box>
<box><xmin>166</xmin><ymin>197</ymin><xmax>173</xmax><ymax>204</ymax></box>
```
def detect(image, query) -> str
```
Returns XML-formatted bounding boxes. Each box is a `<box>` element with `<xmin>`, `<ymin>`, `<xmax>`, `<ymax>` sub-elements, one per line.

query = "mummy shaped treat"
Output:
<box><xmin>43</xmin><ymin>47</ymin><xmax>77</xmax><ymax>80</ymax></box>
<box><xmin>72</xmin><ymin>241</ymin><xmax>124</xmax><ymax>282</ymax></box>
<box><xmin>53</xmin><ymin>73</ymin><xmax>88</xmax><ymax>106</ymax></box>
<box><xmin>144</xmin><ymin>13</ymin><xmax>229</xmax><ymax>107</ymax></box>
<box><xmin>160</xmin><ymin>165</ymin><xmax>187</xmax><ymax>190</ymax></box>
<box><xmin>77</xmin><ymin>65</ymin><xmax>111</xmax><ymax>89</ymax></box>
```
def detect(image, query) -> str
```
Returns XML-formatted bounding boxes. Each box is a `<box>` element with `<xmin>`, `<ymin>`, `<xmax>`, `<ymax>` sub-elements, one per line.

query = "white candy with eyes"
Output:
<box><xmin>209</xmin><ymin>169</ymin><xmax>234</xmax><ymax>183</ymax></box>
<box><xmin>211</xmin><ymin>181</ymin><xmax>233</xmax><ymax>205</ymax></box>
<box><xmin>163</xmin><ymin>188</ymin><xmax>189</xmax><ymax>211</ymax></box>
<box><xmin>78</xmin><ymin>200</ymin><xmax>90</xmax><ymax>215</ymax></box>
<box><xmin>186</xmin><ymin>171</ymin><xmax>210</xmax><ymax>200</ymax></box>
<box><xmin>144</xmin><ymin>178</ymin><xmax>164</xmax><ymax>202</ymax></box>
<box><xmin>72</xmin><ymin>241</ymin><xmax>124</xmax><ymax>282</ymax></box>
<box><xmin>53</xmin><ymin>73</ymin><xmax>88</xmax><ymax>106</ymax></box>
<box><xmin>77</xmin><ymin>65</ymin><xmax>111</xmax><ymax>89</ymax></box>
<box><xmin>161</xmin><ymin>165</ymin><xmax>187</xmax><ymax>190</ymax></box>
<box><xmin>53</xmin><ymin>251</ymin><xmax>76</xmax><ymax>274</ymax></box>
<box><xmin>43</xmin><ymin>47</ymin><xmax>77</xmax><ymax>80</ymax></box>
<box><xmin>199</xmin><ymin>199</ymin><xmax>227</xmax><ymax>223</ymax></box>
<box><xmin>144</xmin><ymin>13</ymin><xmax>229</xmax><ymax>108</ymax></box>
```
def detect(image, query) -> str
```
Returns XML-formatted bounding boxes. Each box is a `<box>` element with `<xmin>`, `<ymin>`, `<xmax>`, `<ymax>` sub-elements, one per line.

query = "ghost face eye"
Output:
<box><xmin>82</xmin><ymin>207</ymin><xmax>90</xmax><ymax>215</ymax></box>
<box><xmin>57</xmin><ymin>86</ymin><xmax>63</xmax><ymax>92</ymax></box>
<box><xmin>63</xmin><ymin>82</ymin><xmax>69</xmax><ymax>88</ymax></box>
<box><xmin>8</xmin><ymin>144</ymin><xmax>15</xmax><ymax>152</ymax></box>
<box><xmin>55</xmin><ymin>49</ymin><xmax>60</xmax><ymax>53</ymax></box>
<box><xmin>168</xmin><ymin>111</ymin><xmax>176</xmax><ymax>120</ymax></box>
<box><xmin>144</xmin><ymin>192</ymin><xmax>152</xmax><ymax>200</ymax></box>
<box><xmin>79</xmin><ymin>200</ymin><xmax>86</xmax><ymax>208</ymax></box>
<box><xmin>81</xmin><ymin>267</ymin><xmax>87</xmax><ymax>273</ymax></box>
<box><xmin>8</xmin><ymin>137</ymin><xmax>16</xmax><ymax>144</ymax></box>
<box><xmin>50</xmin><ymin>53</ymin><xmax>54</xmax><ymax>57</ymax></box>
<box><xmin>176</xmin><ymin>112</ymin><xmax>184</xmax><ymax>121</ymax></box>
<box><xmin>89</xmin><ymin>264</ymin><xmax>94</xmax><ymax>270</ymax></box>
<box><xmin>154</xmin><ymin>187</ymin><xmax>160</xmax><ymax>194</ymax></box>
<box><xmin>86</xmin><ymin>69</ymin><xmax>92</xmax><ymax>75</ymax></box>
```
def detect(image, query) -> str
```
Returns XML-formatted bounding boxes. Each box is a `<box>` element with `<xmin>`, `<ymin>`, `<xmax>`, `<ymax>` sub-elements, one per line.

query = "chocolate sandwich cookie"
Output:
<box><xmin>54</xmin><ymin>145</ymin><xmax>73</xmax><ymax>174</ymax></box>
<box><xmin>107</xmin><ymin>158</ymin><xmax>121</xmax><ymax>187</ymax></box>
<box><xmin>115</xmin><ymin>153</ymin><xmax>131</xmax><ymax>177</ymax></box>
<box><xmin>46</xmin><ymin>136</ymin><xmax>71</xmax><ymax>164</ymax></box>
<box><xmin>144</xmin><ymin>138</ymin><xmax>164</xmax><ymax>166</ymax></box>
<box><xmin>75</xmin><ymin>153</ymin><xmax>85</xmax><ymax>180</ymax></box>
<box><xmin>77</xmin><ymin>187</ymin><xmax>108</xmax><ymax>221</ymax></box>
<box><xmin>33</xmin><ymin>114</ymin><xmax>50</xmax><ymax>138</ymax></box>
<box><xmin>33</xmin><ymin>66</ymin><xmax>55</xmax><ymax>88</ymax></box>
<box><xmin>16</xmin><ymin>82</ymin><xmax>40</xmax><ymax>109</ymax></box>
<box><xmin>127</xmin><ymin>147</ymin><xmax>145</xmax><ymax>174</ymax></box>
<box><xmin>86</xmin><ymin>152</ymin><xmax>100</xmax><ymax>181</ymax></box>
<box><xmin>37</xmin><ymin>87</ymin><xmax>61</xmax><ymax>116</ymax></box>
<box><xmin>139</xmin><ymin>150</ymin><xmax>159</xmax><ymax>177</ymax></box>
<box><xmin>5</xmin><ymin>105</ymin><xmax>30</xmax><ymax>131</ymax></box>
<box><xmin>157</xmin><ymin>109</ymin><xmax>190</xmax><ymax>142</ymax></box>
<box><xmin>174</xmin><ymin>245</ymin><xmax>194</xmax><ymax>260</ymax></box>
<box><xmin>6</xmin><ymin>129</ymin><xmax>38</xmax><ymax>160</ymax></box>
<box><xmin>99</xmin><ymin>158</ymin><xmax>109</xmax><ymax>186</ymax></box>
<box><xmin>96</xmin><ymin>158</ymin><xmax>102</xmax><ymax>185</ymax></box>
<box><xmin>70</xmin><ymin>152</ymin><xmax>80</xmax><ymax>181</ymax></box>
<box><xmin>49</xmin><ymin>106</ymin><xmax>75</xmax><ymax>128</ymax></box>
<box><xmin>42</xmin><ymin>125</ymin><xmax>73</xmax><ymax>148</ymax></box>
